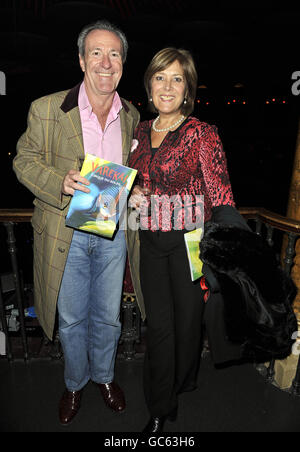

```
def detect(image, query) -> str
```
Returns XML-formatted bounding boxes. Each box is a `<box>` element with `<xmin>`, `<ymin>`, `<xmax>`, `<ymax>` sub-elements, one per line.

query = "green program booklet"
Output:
<box><xmin>184</xmin><ymin>228</ymin><xmax>204</xmax><ymax>282</ymax></box>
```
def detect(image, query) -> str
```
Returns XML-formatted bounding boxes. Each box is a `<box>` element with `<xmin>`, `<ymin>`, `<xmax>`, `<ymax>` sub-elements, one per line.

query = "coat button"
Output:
<box><xmin>58</xmin><ymin>247</ymin><xmax>65</xmax><ymax>253</ymax></box>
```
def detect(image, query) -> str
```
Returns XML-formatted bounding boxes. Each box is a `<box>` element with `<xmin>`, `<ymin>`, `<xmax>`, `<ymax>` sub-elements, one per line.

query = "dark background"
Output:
<box><xmin>0</xmin><ymin>0</ymin><xmax>300</xmax><ymax>213</ymax></box>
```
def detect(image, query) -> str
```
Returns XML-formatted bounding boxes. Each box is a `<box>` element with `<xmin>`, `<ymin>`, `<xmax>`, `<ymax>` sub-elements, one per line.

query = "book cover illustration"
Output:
<box><xmin>66</xmin><ymin>154</ymin><xmax>137</xmax><ymax>238</ymax></box>
<box><xmin>184</xmin><ymin>228</ymin><xmax>204</xmax><ymax>281</ymax></box>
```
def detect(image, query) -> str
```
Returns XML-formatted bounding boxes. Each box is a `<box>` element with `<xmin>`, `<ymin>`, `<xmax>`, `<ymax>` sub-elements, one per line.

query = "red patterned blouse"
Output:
<box><xmin>129</xmin><ymin>116</ymin><xmax>235</xmax><ymax>232</ymax></box>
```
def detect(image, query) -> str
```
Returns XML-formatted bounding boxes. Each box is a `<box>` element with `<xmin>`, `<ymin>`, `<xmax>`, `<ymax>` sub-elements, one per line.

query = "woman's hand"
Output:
<box><xmin>128</xmin><ymin>185</ymin><xmax>148</xmax><ymax>211</ymax></box>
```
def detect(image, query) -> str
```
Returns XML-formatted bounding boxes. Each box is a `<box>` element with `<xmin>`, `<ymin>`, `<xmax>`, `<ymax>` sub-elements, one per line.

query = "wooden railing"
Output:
<box><xmin>1</xmin><ymin>207</ymin><xmax>300</xmax><ymax>392</ymax></box>
<box><xmin>2</xmin><ymin>207</ymin><xmax>300</xmax><ymax>232</ymax></box>
<box><xmin>239</xmin><ymin>207</ymin><xmax>300</xmax><ymax>278</ymax></box>
<box><xmin>239</xmin><ymin>207</ymin><xmax>300</xmax><ymax>234</ymax></box>
<box><xmin>0</xmin><ymin>209</ymin><xmax>33</xmax><ymax>222</ymax></box>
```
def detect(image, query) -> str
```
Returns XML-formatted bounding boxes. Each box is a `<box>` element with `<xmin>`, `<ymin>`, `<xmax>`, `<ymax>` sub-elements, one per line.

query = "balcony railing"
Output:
<box><xmin>239</xmin><ymin>207</ymin><xmax>300</xmax><ymax>277</ymax></box>
<box><xmin>1</xmin><ymin>207</ymin><xmax>300</xmax><ymax>391</ymax></box>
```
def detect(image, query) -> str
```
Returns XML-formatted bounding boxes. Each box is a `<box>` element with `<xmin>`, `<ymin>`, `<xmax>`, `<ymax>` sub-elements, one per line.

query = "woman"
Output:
<box><xmin>128</xmin><ymin>48</ymin><xmax>236</xmax><ymax>433</ymax></box>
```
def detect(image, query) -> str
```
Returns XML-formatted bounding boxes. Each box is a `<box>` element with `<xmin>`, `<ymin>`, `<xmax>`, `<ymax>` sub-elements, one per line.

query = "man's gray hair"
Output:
<box><xmin>77</xmin><ymin>20</ymin><xmax>128</xmax><ymax>63</ymax></box>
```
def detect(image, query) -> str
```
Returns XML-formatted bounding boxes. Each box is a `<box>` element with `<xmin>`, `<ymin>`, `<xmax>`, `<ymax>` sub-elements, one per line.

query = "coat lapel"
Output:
<box><xmin>58</xmin><ymin>107</ymin><xmax>85</xmax><ymax>162</ymax></box>
<box><xmin>58</xmin><ymin>84</ymin><xmax>85</xmax><ymax>162</ymax></box>
<box><xmin>120</xmin><ymin>105</ymin><xmax>133</xmax><ymax>166</ymax></box>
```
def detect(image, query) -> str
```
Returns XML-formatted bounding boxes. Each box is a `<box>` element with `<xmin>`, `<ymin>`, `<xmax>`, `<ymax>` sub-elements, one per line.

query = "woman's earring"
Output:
<box><xmin>183</xmin><ymin>98</ymin><xmax>187</xmax><ymax>105</ymax></box>
<box><xmin>149</xmin><ymin>97</ymin><xmax>153</xmax><ymax>102</ymax></box>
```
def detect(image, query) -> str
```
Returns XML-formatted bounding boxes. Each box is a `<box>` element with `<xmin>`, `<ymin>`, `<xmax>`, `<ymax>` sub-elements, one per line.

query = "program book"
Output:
<box><xmin>184</xmin><ymin>228</ymin><xmax>204</xmax><ymax>281</ymax></box>
<box><xmin>66</xmin><ymin>154</ymin><xmax>137</xmax><ymax>238</ymax></box>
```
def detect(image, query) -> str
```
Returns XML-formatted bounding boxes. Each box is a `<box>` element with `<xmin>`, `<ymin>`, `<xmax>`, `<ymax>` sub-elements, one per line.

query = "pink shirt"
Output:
<box><xmin>78</xmin><ymin>82</ymin><xmax>123</xmax><ymax>164</ymax></box>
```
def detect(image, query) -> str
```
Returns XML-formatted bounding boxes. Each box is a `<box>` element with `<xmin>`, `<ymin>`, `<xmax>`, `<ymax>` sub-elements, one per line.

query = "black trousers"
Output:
<box><xmin>139</xmin><ymin>229</ymin><xmax>205</xmax><ymax>417</ymax></box>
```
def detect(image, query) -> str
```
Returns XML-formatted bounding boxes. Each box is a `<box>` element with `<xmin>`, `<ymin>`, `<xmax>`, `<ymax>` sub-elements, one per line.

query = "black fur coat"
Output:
<box><xmin>200</xmin><ymin>218</ymin><xmax>298</xmax><ymax>363</ymax></box>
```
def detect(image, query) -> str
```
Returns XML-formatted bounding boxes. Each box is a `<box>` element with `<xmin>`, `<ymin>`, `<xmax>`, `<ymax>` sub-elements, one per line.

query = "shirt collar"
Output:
<box><xmin>78</xmin><ymin>82</ymin><xmax>122</xmax><ymax>118</ymax></box>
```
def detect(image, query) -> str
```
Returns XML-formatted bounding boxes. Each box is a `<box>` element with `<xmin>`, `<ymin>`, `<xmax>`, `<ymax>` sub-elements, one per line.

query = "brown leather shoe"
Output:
<box><xmin>59</xmin><ymin>389</ymin><xmax>82</xmax><ymax>425</ymax></box>
<box><xmin>97</xmin><ymin>381</ymin><xmax>126</xmax><ymax>413</ymax></box>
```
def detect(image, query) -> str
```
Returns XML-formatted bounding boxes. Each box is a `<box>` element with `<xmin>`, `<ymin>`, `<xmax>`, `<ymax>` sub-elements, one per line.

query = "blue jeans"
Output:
<box><xmin>57</xmin><ymin>229</ymin><xmax>127</xmax><ymax>391</ymax></box>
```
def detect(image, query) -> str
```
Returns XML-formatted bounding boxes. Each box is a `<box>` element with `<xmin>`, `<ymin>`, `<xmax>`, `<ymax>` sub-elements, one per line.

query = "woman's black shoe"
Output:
<box><xmin>142</xmin><ymin>407</ymin><xmax>178</xmax><ymax>433</ymax></box>
<box><xmin>142</xmin><ymin>417</ymin><xmax>166</xmax><ymax>433</ymax></box>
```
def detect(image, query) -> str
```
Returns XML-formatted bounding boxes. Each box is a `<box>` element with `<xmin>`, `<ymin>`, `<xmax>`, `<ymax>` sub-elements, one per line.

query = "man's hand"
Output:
<box><xmin>62</xmin><ymin>169</ymin><xmax>90</xmax><ymax>196</ymax></box>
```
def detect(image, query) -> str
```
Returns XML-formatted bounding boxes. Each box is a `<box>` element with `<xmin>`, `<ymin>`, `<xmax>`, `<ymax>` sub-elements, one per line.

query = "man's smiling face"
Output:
<box><xmin>79</xmin><ymin>29</ymin><xmax>123</xmax><ymax>98</ymax></box>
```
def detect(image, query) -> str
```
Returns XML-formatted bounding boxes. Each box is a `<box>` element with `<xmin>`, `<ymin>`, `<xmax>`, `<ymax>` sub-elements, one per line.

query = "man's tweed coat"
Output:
<box><xmin>13</xmin><ymin>83</ymin><xmax>144</xmax><ymax>339</ymax></box>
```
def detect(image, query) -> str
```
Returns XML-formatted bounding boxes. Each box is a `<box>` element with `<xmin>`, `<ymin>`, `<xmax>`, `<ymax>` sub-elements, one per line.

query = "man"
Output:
<box><xmin>13</xmin><ymin>20</ymin><xmax>140</xmax><ymax>425</ymax></box>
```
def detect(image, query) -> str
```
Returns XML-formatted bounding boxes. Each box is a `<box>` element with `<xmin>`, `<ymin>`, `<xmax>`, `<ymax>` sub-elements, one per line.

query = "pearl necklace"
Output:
<box><xmin>152</xmin><ymin>115</ymin><xmax>185</xmax><ymax>133</ymax></box>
